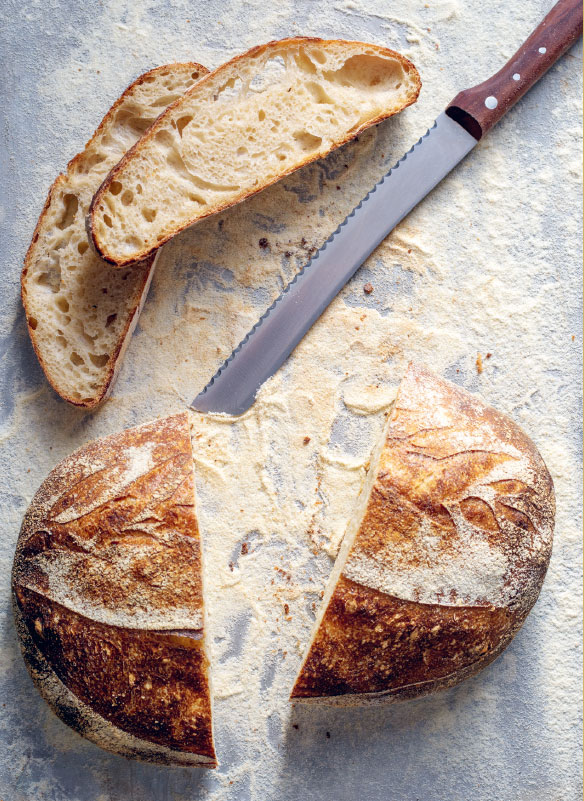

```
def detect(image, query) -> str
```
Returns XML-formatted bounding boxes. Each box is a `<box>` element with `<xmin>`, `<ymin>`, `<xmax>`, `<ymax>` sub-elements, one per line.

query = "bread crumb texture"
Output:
<box><xmin>90</xmin><ymin>38</ymin><xmax>419</xmax><ymax>264</ymax></box>
<box><xmin>2</xmin><ymin>0</ymin><xmax>581</xmax><ymax>798</ymax></box>
<box><xmin>22</xmin><ymin>64</ymin><xmax>208</xmax><ymax>406</ymax></box>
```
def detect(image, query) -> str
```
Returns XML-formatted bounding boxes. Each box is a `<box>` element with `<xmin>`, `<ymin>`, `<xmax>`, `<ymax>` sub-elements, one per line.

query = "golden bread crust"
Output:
<box><xmin>12</xmin><ymin>412</ymin><xmax>216</xmax><ymax>765</ymax></box>
<box><xmin>292</xmin><ymin>363</ymin><xmax>555</xmax><ymax>703</ymax></box>
<box><xmin>291</xmin><ymin>576</ymin><xmax>516</xmax><ymax>699</ymax></box>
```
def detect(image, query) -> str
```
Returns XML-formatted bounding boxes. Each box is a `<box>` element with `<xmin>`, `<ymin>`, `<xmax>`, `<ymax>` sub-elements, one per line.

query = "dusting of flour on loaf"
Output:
<box><xmin>52</xmin><ymin>442</ymin><xmax>156</xmax><ymax>524</ymax></box>
<box><xmin>0</xmin><ymin>0</ymin><xmax>581</xmax><ymax>799</ymax></box>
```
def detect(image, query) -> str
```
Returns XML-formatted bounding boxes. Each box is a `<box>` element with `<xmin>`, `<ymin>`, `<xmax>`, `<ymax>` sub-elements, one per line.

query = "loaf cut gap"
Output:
<box><xmin>90</xmin><ymin>37</ymin><xmax>421</xmax><ymax>266</ymax></box>
<box><xmin>22</xmin><ymin>62</ymin><xmax>209</xmax><ymax>407</ymax></box>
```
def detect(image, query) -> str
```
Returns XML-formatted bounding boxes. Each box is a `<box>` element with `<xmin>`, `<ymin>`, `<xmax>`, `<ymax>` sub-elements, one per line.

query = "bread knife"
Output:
<box><xmin>192</xmin><ymin>0</ymin><xmax>582</xmax><ymax>416</ymax></box>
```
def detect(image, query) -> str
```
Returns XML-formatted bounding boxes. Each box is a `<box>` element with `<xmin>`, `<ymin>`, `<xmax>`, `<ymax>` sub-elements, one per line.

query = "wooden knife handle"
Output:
<box><xmin>446</xmin><ymin>0</ymin><xmax>583</xmax><ymax>139</ymax></box>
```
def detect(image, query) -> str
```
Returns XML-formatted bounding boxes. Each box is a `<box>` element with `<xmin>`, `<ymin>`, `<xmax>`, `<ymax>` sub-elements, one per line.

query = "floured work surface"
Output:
<box><xmin>0</xmin><ymin>1</ymin><xmax>581</xmax><ymax>800</ymax></box>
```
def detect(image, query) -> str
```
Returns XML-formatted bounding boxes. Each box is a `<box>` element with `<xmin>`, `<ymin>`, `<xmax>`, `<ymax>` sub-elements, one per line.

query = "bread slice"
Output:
<box><xmin>22</xmin><ymin>63</ymin><xmax>209</xmax><ymax>407</ymax></box>
<box><xmin>291</xmin><ymin>363</ymin><xmax>555</xmax><ymax>704</ymax></box>
<box><xmin>12</xmin><ymin>413</ymin><xmax>216</xmax><ymax>766</ymax></box>
<box><xmin>90</xmin><ymin>37</ymin><xmax>421</xmax><ymax>266</ymax></box>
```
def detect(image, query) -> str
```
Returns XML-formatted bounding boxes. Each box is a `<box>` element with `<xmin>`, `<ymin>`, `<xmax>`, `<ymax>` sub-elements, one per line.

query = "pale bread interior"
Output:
<box><xmin>91</xmin><ymin>39</ymin><xmax>420</xmax><ymax>264</ymax></box>
<box><xmin>293</xmin><ymin>407</ymin><xmax>393</xmax><ymax>684</ymax></box>
<box><xmin>22</xmin><ymin>63</ymin><xmax>207</xmax><ymax>406</ymax></box>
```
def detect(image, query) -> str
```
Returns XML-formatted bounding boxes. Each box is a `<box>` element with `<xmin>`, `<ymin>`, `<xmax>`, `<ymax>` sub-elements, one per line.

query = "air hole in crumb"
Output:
<box><xmin>294</xmin><ymin>50</ymin><xmax>317</xmax><ymax>75</ymax></box>
<box><xmin>155</xmin><ymin>129</ymin><xmax>175</xmax><ymax>148</ymax></box>
<box><xmin>103</xmin><ymin>214</ymin><xmax>113</xmax><ymax>228</ymax></box>
<box><xmin>120</xmin><ymin>115</ymin><xmax>152</xmax><ymax>136</ymax></box>
<box><xmin>258</xmin><ymin>109</ymin><xmax>266</xmax><ymax>121</ymax></box>
<box><xmin>89</xmin><ymin>353</ymin><xmax>109</xmax><ymax>367</ymax></box>
<box><xmin>56</xmin><ymin>335</ymin><xmax>67</xmax><ymax>348</ymax></box>
<box><xmin>142</xmin><ymin>208</ymin><xmax>157</xmax><ymax>222</ymax></box>
<box><xmin>124</xmin><ymin>235</ymin><xmax>142</xmax><ymax>248</ymax></box>
<box><xmin>70</xmin><ymin>352</ymin><xmax>84</xmax><ymax>366</ymax></box>
<box><xmin>78</xmin><ymin>241</ymin><xmax>89</xmax><ymax>255</ymax></box>
<box><xmin>293</xmin><ymin>130</ymin><xmax>322</xmax><ymax>152</ymax></box>
<box><xmin>121</xmin><ymin>190</ymin><xmax>134</xmax><ymax>206</ymax></box>
<box><xmin>106</xmin><ymin>314</ymin><xmax>117</xmax><ymax>328</ymax></box>
<box><xmin>191</xmin><ymin>71</ymin><xmax>200</xmax><ymax>79</ymax></box>
<box><xmin>236</xmin><ymin>146</ymin><xmax>247</xmax><ymax>157</ymax></box>
<box><xmin>310</xmin><ymin>48</ymin><xmax>327</xmax><ymax>65</ymax></box>
<box><xmin>214</xmin><ymin>76</ymin><xmax>243</xmax><ymax>101</ymax></box>
<box><xmin>57</xmin><ymin>194</ymin><xmax>78</xmax><ymax>230</ymax></box>
<box><xmin>136</xmin><ymin>184</ymin><xmax>143</xmax><ymax>195</ymax></box>
<box><xmin>176</xmin><ymin>115</ymin><xmax>194</xmax><ymax>137</ymax></box>
<box><xmin>80</xmin><ymin>152</ymin><xmax>107</xmax><ymax>172</ymax></box>
<box><xmin>56</xmin><ymin>296</ymin><xmax>69</xmax><ymax>313</ymax></box>
<box><xmin>29</xmin><ymin>316</ymin><xmax>38</xmax><ymax>330</ymax></box>
<box><xmin>109</xmin><ymin>181</ymin><xmax>123</xmax><ymax>195</ymax></box>
<box><xmin>306</xmin><ymin>81</ymin><xmax>333</xmax><ymax>104</ymax></box>
<box><xmin>36</xmin><ymin>270</ymin><xmax>60</xmax><ymax>292</ymax></box>
<box><xmin>325</xmin><ymin>54</ymin><xmax>404</xmax><ymax>90</ymax></box>
<box><xmin>151</xmin><ymin>93</ymin><xmax>181</xmax><ymax>108</ymax></box>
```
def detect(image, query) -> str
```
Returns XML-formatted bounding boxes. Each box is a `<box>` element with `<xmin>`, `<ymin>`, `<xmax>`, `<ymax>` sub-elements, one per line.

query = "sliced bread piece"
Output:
<box><xmin>291</xmin><ymin>363</ymin><xmax>555</xmax><ymax>704</ymax></box>
<box><xmin>22</xmin><ymin>62</ymin><xmax>209</xmax><ymax>407</ymax></box>
<box><xmin>12</xmin><ymin>412</ymin><xmax>216</xmax><ymax>766</ymax></box>
<box><xmin>90</xmin><ymin>37</ymin><xmax>421</xmax><ymax>266</ymax></box>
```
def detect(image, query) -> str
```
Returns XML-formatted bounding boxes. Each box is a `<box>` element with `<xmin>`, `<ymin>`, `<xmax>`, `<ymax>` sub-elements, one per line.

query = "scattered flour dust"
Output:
<box><xmin>0</xmin><ymin>0</ymin><xmax>581</xmax><ymax>799</ymax></box>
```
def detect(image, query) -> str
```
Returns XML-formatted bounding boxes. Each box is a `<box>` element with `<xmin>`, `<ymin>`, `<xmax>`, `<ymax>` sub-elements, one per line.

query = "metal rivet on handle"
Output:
<box><xmin>485</xmin><ymin>96</ymin><xmax>498</xmax><ymax>109</ymax></box>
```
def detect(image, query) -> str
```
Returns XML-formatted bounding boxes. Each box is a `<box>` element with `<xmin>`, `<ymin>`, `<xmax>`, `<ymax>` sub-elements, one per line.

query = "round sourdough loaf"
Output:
<box><xmin>291</xmin><ymin>363</ymin><xmax>555</xmax><ymax>704</ymax></box>
<box><xmin>12</xmin><ymin>412</ymin><xmax>216</xmax><ymax>766</ymax></box>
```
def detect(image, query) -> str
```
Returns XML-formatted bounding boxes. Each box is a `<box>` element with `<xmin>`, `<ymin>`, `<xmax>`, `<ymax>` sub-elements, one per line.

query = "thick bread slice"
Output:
<box><xmin>22</xmin><ymin>63</ymin><xmax>209</xmax><ymax>407</ymax></box>
<box><xmin>291</xmin><ymin>363</ymin><xmax>555</xmax><ymax>704</ymax></box>
<box><xmin>12</xmin><ymin>413</ymin><xmax>217</xmax><ymax>767</ymax></box>
<box><xmin>90</xmin><ymin>37</ymin><xmax>421</xmax><ymax>266</ymax></box>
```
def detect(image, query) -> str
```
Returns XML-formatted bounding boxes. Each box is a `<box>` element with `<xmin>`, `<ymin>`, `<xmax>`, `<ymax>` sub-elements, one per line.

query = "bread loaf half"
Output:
<box><xmin>90</xmin><ymin>37</ymin><xmax>421</xmax><ymax>266</ymax></box>
<box><xmin>291</xmin><ymin>363</ymin><xmax>555</xmax><ymax>704</ymax></box>
<box><xmin>12</xmin><ymin>413</ymin><xmax>216</xmax><ymax>766</ymax></box>
<box><xmin>22</xmin><ymin>63</ymin><xmax>208</xmax><ymax>407</ymax></box>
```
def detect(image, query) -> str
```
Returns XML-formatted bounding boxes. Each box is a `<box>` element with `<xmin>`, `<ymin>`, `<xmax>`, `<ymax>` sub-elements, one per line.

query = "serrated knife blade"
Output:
<box><xmin>191</xmin><ymin>0</ymin><xmax>581</xmax><ymax>415</ymax></box>
<box><xmin>191</xmin><ymin>112</ymin><xmax>476</xmax><ymax>415</ymax></box>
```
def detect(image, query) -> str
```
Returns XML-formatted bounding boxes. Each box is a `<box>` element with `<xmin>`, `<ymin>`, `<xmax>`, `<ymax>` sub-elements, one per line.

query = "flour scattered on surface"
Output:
<box><xmin>0</xmin><ymin>1</ymin><xmax>581</xmax><ymax>800</ymax></box>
